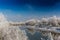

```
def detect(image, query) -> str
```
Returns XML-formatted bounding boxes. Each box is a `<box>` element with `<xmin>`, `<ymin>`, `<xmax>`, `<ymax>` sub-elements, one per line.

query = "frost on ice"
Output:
<box><xmin>0</xmin><ymin>13</ymin><xmax>28</xmax><ymax>40</ymax></box>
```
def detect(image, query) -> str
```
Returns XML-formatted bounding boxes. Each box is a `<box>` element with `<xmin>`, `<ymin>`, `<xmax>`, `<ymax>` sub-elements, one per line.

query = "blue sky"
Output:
<box><xmin>0</xmin><ymin>0</ymin><xmax>60</xmax><ymax>21</ymax></box>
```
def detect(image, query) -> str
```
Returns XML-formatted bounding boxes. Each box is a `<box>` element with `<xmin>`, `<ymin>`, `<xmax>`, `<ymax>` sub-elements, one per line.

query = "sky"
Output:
<box><xmin>0</xmin><ymin>0</ymin><xmax>60</xmax><ymax>21</ymax></box>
